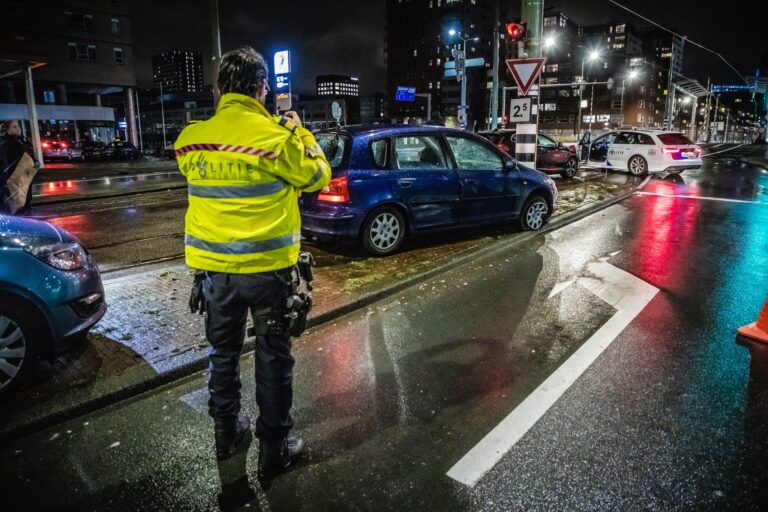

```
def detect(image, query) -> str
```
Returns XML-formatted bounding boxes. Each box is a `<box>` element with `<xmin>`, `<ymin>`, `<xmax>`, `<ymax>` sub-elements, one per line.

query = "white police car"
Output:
<box><xmin>577</xmin><ymin>129</ymin><xmax>702</xmax><ymax>175</ymax></box>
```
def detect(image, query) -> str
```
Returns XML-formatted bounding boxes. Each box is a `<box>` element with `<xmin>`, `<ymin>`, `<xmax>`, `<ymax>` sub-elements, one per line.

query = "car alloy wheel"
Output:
<box><xmin>370</xmin><ymin>212</ymin><xmax>401</xmax><ymax>252</ymax></box>
<box><xmin>519</xmin><ymin>195</ymin><xmax>549</xmax><ymax>231</ymax></box>
<box><xmin>0</xmin><ymin>315</ymin><xmax>26</xmax><ymax>394</ymax></box>
<box><xmin>628</xmin><ymin>155</ymin><xmax>648</xmax><ymax>176</ymax></box>
<box><xmin>362</xmin><ymin>206</ymin><xmax>407</xmax><ymax>256</ymax></box>
<box><xmin>561</xmin><ymin>158</ymin><xmax>578</xmax><ymax>179</ymax></box>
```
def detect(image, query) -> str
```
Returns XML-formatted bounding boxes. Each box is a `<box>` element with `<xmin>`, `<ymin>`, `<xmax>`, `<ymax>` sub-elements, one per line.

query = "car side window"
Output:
<box><xmin>615</xmin><ymin>132</ymin><xmax>633</xmax><ymax>144</ymax></box>
<box><xmin>370</xmin><ymin>138</ymin><xmax>389</xmax><ymax>169</ymax></box>
<box><xmin>636</xmin><ymin>133</ymin><xmax>654</xmax><ymax>145</ymax></box>
<box><xmin>445</xmin><ymin>136</ymin><xmax>503</xmax><ymax>171</ymax></box>
<box><xmin>538</xmin><ymin>135</ymin><xmax>558</xmax><ymax>148</ymax></box>
<box><xmin>394</xmin><ymin>136</ymin><xmax>448</xmax><ymax>170</ymax></box>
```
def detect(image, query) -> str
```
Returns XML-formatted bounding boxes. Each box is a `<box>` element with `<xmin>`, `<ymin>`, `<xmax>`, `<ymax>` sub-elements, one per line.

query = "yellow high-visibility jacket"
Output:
<box><xmin>175</xmin><ymin>93</ymin><xmax>331</xmax><ymax>274</ymax></box>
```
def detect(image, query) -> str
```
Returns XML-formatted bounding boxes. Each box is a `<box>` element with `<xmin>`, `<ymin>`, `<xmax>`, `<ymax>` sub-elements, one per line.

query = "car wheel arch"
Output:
<box><xmin>0</xmin><ymin>290</ymin><xmax>55</xmax><ymax>359</ymax></box>
<box><xmin>527</xmin><ymin>186</ymin><xmax>554</xmax><ymax>212</ymax></box>
<box><xmin>359</xmin><ymin>202</ymin><xmax>412</xmax><ymax>238</ymax></box>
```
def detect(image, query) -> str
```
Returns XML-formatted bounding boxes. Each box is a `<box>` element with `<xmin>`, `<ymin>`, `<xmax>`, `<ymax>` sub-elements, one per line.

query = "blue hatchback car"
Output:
<box><xmin>0</xmin><ymin>214</ymin><xmax>106</xmax><ymax>398</ymax></box>
<box><xmin>300</xmin><ymin>125</ymin><xmax>558</xmax><ymax>255</ymax></box>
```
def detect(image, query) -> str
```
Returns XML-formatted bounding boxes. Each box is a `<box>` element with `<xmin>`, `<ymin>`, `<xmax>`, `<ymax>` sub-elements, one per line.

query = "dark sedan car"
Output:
<box><xmin>479</xmin><ymin>130</ymin><xmax>579</xmax><ymax>179</ymax></box>
<box><xmin>0</xmin><ymin>214</ymin><xmax>106</xmax><ymax>398</ymax></box>
<box><xmin>300</xmin><ymin>125</ymin><xmax>558</xmax><ymax>256</ymax></box>
<box><xmin>105</xmin><ymin>141</ymin><xmax>141</xmax><ymax>160</ymax></box>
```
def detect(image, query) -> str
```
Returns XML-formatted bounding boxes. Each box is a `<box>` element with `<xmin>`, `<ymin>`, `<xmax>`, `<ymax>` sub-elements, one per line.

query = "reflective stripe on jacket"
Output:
<box><xmin>175</xmin><ymin>93</ymin><xmax>331</xmax><ymax>274</ymax></box>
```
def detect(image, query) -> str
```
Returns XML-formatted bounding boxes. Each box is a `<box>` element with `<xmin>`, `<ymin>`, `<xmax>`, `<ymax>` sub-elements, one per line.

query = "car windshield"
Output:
<box><xmin>657</xmin><ymin>133</ymin><xmax>694</xmax><ymax>145</ymax></box>
<box><xmin>315</xmin><ymin>132</ymin><xmax>348</xmax><ymax>169</ymax></box>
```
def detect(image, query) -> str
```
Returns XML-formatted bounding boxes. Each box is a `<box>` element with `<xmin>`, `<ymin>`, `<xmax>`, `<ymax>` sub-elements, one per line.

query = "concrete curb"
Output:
<box><xmin>1</xmin><ymin>185</ymin><xmax>639</xmax><ymax>442</ymax></box>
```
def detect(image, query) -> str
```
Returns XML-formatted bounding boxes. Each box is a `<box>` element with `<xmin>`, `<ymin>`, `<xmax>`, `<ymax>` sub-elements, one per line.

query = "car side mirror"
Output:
<box><xmin>504</xmin><ymin>159</ymin><xmax>518</xmax><ymax>172</ymax></box>
<box><xmin>557</xmin><ymin>141</ymin><xmax>564</xmax><ymax>149</ymax></box>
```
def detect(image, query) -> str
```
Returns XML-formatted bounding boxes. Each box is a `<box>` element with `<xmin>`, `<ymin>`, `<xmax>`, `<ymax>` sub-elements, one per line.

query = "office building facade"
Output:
<box><xmin>152</xmin><ymin>49</ymin><xmax>204</xmax><ymax>94</ymax></box>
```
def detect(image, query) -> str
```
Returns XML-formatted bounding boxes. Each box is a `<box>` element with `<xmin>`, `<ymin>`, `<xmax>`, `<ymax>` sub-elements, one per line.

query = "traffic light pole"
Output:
<box><xmin>490</xmin><ymin>0</ymin><xmax>500</xmax><ymax>130</ymax></box>
<box><xmin>461</xmin><ymin>38</ymin><xmax>468</xmax><ymax>130</ymax></box>
<box><xmin>515</xmin><ymin>0</ymin><xmax>543</xmax><ymax>169</ymax></box>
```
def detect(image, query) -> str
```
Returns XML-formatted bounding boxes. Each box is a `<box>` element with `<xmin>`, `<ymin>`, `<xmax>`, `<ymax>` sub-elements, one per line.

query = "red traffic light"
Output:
<box><xmin>506</xmin><ymin>22</ymin><xmax>526</xmax><ymax>41</ymax></box>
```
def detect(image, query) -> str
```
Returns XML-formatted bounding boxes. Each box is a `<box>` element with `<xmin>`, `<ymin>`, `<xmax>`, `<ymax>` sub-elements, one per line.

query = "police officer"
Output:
<box><xmin>175</xmin><ymin>46</ymin><xmax>331</xmax><ymax>481</ymax></box>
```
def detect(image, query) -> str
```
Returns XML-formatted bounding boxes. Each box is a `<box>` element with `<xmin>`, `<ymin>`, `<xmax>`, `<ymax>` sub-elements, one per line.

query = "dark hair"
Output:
<box><xmin>0</xmin><ymin>119</ymin><xmax>20</xmax><ymax>135</ymax></box>
<box><xmin>217</xmin><ymin>46</ymin><xmax>269</xmax><ymax>96</ymax></box>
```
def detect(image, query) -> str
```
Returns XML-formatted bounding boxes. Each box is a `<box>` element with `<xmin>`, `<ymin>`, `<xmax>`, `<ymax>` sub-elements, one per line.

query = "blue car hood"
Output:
<box><xmin>0</xmin><ymin>214</ymin><xmax>77</xmax><ymax>249</ymax></box>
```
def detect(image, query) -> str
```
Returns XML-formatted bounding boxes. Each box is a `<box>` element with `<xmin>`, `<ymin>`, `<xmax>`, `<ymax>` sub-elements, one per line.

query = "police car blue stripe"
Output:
<box><xmin>188</xmin><ymin>181</ymin><xmax>285</xmax><ymax>199</ymax></box>
<box><xmin>185</xmin><ymin>233</ymin><xmax>297</xmax><ymax>255</ymax></box>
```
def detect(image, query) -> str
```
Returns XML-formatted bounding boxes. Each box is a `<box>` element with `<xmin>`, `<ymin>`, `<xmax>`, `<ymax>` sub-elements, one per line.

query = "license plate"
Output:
<box><xmin>681</xmin><ymin>152</ymin><xmax>695</xmax><ymax>159</ymax></box>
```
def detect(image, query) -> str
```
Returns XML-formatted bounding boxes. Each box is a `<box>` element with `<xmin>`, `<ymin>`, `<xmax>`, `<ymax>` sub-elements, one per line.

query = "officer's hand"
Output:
<box><xmin>189</xmin><ymin>271</ymin><xmax>207</xmax><ymax>315</ymax></box>
<box><xmin>284</xmin><ymin>111</ymin><xmax>303</xmax><ymax>130</ymax></box>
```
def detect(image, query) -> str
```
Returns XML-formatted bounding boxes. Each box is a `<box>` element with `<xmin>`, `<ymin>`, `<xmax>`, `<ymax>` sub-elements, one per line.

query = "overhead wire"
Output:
<box><xmin>607</xmin><ymin>0</ymin><xmax>748</xmax><ymax>84</ymax></box>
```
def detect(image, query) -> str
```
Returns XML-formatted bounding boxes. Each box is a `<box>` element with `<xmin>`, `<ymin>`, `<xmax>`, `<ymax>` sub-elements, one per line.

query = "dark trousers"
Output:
<box><xmin>204</xmin><ymin>269</ymin><xmax>294</xmax><ymax>443</ymax></box>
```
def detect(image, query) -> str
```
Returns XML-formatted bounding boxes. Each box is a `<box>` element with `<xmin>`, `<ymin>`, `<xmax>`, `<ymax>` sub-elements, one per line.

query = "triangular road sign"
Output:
<box><xmin>506</xmin><ymin>58</ymin><xmax>547</xmax><ymax>96</ymax></box>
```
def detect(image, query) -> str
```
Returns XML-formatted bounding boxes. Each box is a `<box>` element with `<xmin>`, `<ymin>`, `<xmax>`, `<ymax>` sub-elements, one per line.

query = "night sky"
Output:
<box><xmin>132</xmin><ymin>0</ymin><xmax>764</xmax><ymax>95</ymax></box>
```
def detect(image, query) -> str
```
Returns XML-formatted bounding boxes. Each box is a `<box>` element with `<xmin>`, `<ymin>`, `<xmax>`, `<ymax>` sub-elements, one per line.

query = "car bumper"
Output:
<box><xmin>652</xmin><ymin>157</ymin><xmax>702</xmax><ymax>173</ymax></box>
<box><xmin>300</xmin><ymin>205</ymin><xmax>363</xmax><ymax>241</ymax></box>
<box><xmin>33</xmin><ymin>259</ymin><xmax>107</xmax><ymax>356</ymax></box>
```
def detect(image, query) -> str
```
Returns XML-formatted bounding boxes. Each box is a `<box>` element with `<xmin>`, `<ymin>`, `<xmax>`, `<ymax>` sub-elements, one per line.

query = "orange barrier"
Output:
<box><xmin>738</xmin><ymin>299</ymin><xmax>768</xmax><ymax>344</ymax></box>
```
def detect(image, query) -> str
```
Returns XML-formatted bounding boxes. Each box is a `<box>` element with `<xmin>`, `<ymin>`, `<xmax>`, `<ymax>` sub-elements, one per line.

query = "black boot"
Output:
<box><xmin>214</xmin><ymin>413</ymin><xmax>252</xmax><ymax>462</ymax></box>
<box><xmin>257</xmin><ymin>430</ymin><xmax>305</xmax><ymax>481</ymax></box>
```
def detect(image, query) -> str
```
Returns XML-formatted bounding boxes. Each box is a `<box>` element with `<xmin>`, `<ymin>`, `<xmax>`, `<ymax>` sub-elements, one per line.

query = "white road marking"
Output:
<box><xmin>446</xmin><ymin>259</ymin><xmax>658</xmax><ymax>487</ymax></box>
<box><xmin>635</xmin><ymin>191</ymin><xmax>768</xmax><ymax>206</ymax></box>
<box><xmin>702</xmin><ymin>144</ymin><xmax>745</xmax><ymax>158</ymax></box>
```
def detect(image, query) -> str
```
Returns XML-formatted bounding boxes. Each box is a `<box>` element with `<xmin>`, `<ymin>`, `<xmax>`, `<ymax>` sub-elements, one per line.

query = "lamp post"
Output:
<box><xmin>577</xmin><ymin>50</ymin><xmax>601</xmax><ymax>136</ymax></box>
<box><xmin>449</xmin><ymin>29</ymin><xmax>479</xmax><ymax>130</ymax></box>
<box><xmin>620</xmin><ymin>69</ymin><xmax>639</xmax><ymax>128</ymax></box>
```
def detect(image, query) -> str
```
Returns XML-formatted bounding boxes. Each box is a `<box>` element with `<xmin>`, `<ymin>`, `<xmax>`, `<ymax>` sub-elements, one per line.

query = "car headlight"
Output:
<box><xmin>25</xmin><ymin>242</ymin><xmax>89</xmax><ymax>270</ymax></box>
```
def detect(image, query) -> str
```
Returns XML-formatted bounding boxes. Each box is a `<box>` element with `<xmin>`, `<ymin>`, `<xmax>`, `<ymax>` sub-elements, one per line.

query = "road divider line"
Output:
<box><xmin>702</xmin><ymin>144</ymin><xmax>745</xmax><ymax>158</ymax></box>
<box><xmin>446</xmin><ymin>259</ymin><xmax>658</xmax><ymax>487</ymax></box>
<box><xmin>635</xmin><ymin>191</ymin><xmax>768</xmax><ymax>205</ymax></box>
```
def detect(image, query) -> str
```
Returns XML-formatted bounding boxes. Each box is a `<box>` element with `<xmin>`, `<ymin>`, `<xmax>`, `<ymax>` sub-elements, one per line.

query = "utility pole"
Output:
<box><xmin>135</xmin><ymin>89</ymin><xmax>143</xmax><ymax>152</ymax></box>
<box><xmin>210</xmin><ymin>0</ymin><xmax>222</xmax><ymax>105</ymax></box>
<box><xmin>703</xmin><ymin>78</ymin><xmax>712</xmax><ymax>142</ymax></box>
<box><xmin>160</xmin><ymin>83</ymin><xmax>167</xmax><ymax>150</ymax></box>
<box><xmin>490</xmin><ymin>0</ymin><xmax>500</xmax><ymax>130</ymax></box>
<box><xmin>515</xmin><ymin>0</ymin><xmax>544</xmax><ymax>169</ymax></box>
<box><xmin>713</xmin><ymin>94</ymin><xmax>720</xmax><ymax>141</ymax></box>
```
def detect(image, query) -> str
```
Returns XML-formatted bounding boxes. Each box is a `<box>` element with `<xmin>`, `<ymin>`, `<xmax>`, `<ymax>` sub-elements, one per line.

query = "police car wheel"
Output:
<box><xmin>518</xmin><ymin>194</ymin><xmax>549</xmax><ymax>231</ymax></box>
<box><xmin>561</xmin><ymin>158</ymin><xmax>578</xmax><ymax>179</ymax></box>
<box><xmin>0</xmin><ymin>302</ymin><xmax>42</xmax><ymax>401</ymax></box>
<box><xmin>628</xmin><ymin>155</ymin><xmax>648</xmax><ymax>176</ymax></box>
<box><xmin>362</xmin><ymin>207</ymin><xmax>406</xmax><ymax>256</ymax></box>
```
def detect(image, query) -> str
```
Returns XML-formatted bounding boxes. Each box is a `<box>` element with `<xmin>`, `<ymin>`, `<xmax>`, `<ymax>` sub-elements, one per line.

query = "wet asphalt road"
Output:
<box><xmin>3</xmin><ymin>145</ymin><xmax>768</xmax><ymax>511</ymax></box>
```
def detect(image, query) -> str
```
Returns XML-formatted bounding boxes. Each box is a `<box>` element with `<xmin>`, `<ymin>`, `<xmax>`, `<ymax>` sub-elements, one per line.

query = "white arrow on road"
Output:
<box><xmin>446</xmin><ymin>256</ymin><xmax>658</xmax><ymax>487</ymax></box>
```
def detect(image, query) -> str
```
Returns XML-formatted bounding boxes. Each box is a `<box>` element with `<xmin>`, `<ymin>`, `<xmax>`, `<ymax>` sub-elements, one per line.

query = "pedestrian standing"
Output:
<box><xmin>0</xmin><ymin>120</ymin><xmax>38</xmax><ymax>215</ymax></box>
<box><xmin>175</xmin><ymin>47</ymin><xmax>331</xmax><ymax>484</ymax></box>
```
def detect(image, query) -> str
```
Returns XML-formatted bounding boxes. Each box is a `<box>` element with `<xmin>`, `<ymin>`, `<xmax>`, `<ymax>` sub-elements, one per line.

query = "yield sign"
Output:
<box><xmin>506</xmin><ymin>57</ymin><xmax>547</xmax><ymax>96</ymax></box>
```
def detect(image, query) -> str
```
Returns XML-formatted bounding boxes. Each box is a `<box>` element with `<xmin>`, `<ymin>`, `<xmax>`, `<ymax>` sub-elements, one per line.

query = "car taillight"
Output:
<box><xmin>661</xmin><ymin>147</ymin><xmax>679</xmax><ymax>155</ymax></box>
<box><xmin>317</xmin><ymin>176</ymin><xmax>350</xmax><ymax>203</ymax></box>
<box><xmin>60</xmin><ymin>142</ymin><xmax>68</xmax><ymax>148</ymax></box>
<box><xmin>42</xmin><ymin>142</ymin><xmax>49</xmax><ymax>148</ymax></box>
<box><xmin>694</xmin><ymin>147</ymin><xmax>701</xmax><ymax>157</ymax></box>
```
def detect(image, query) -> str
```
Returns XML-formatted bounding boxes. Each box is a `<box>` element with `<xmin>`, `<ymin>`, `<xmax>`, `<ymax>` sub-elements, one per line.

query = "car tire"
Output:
<box><xmin>628</xmin><ymin>155</ymin><xmax>648</xmax><ymax>176</ymax></box>
<box><xmin>518</xmin><ymin>194</ymin><xmax>549</xmax><ymax>231</ymax></box>
<box><xmin>0</xmin><ymin>302</ymin><xmax>43</xmax><ymax>400</ymax></box>
<box><xmin>560</xmin><ymin>157</ymin><xmax>579</xmax><ymax>179</ymax></box>
<box><xmin>362</xmin><ymin>206</ymin><xmax>406</xmax><ymax>256</ymax></box>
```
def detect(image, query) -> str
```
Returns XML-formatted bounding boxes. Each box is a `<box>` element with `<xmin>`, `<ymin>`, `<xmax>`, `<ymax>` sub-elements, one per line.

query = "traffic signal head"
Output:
<box><xmin>506</xmin><ymin>21</ymin><xmax>526</xmax><ymax>42</ymax></box>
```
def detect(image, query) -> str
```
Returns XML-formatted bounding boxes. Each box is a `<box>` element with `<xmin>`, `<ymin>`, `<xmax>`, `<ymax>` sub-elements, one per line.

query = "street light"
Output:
<box><xmin>578</xmin><ymin>49</ymin><xmax>602</xmax><ymax>135</ymax></box>
<box><xmin>543</xmin><ymin>35</ymin><xmax>556</xmax><ymax>49</ymax></box>
<box><xmin>448</xmin><ymin>29</ymin><xmax>479</xmax><ymax>129</ymax></box>
<box><xmin>620</xmin><ymin>69</ymin><xmax>639</xmax><ymax>127</ymax></box>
